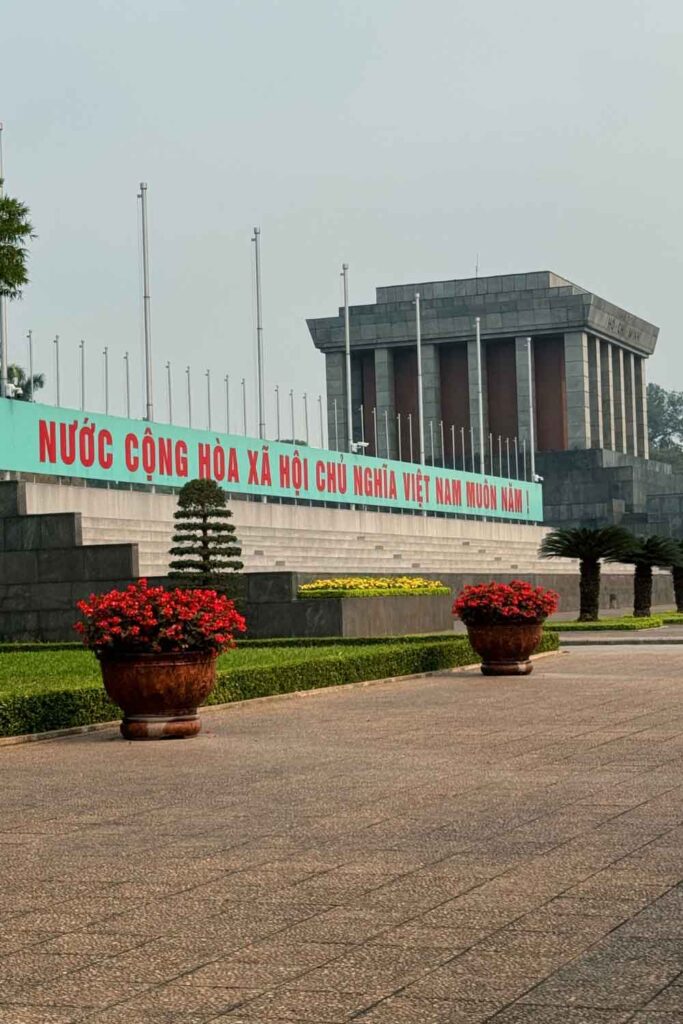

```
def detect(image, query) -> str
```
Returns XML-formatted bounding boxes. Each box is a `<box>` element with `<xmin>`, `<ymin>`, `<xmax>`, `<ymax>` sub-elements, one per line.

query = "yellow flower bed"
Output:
<box><xmin>298</xmin><ymin>576</ymin><xmax>450</xmax><ymax>599</ymax></box>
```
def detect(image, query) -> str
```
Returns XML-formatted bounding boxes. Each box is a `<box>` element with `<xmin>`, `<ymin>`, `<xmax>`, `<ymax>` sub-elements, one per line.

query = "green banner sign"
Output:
<box><xmin>0</xmin><ymin>400</ymin><xmax>543</xmax><ymax>521</ymax></box>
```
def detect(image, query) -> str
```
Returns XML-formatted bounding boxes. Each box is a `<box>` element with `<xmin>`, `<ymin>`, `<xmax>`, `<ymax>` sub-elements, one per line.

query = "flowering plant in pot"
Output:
<box><xmin>453</xmin><ymin>580</ymin><xmax>558</xmax><ymax>675</ymax></box>
<box><xmin>75</xmin><ymin>580</ymin><xmax>246</xmax><ymax>739</ymax></box>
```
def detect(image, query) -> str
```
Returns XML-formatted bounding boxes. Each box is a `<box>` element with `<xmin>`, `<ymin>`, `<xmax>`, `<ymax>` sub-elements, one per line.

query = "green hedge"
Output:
<box><xmin>545</xmin><ymin>616</ymin><xmax>663</xmax><ymax>632</ymax></box>
<box><xmin>236</xmin><ymin>633</ymin><xmax>463</xmax><ymax>648</ymax></box>
<box><xmin>0</xmin><ymin>632</ymin><xmax>558</xmax><ymax>738</ymax></box>
<box><xmin>0</xmin><ymin>633</ymin><xmax>463</xmax><ymax>653</ymax></box>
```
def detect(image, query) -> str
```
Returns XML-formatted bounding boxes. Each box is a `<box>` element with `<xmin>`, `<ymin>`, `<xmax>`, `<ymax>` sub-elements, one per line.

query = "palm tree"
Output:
<box><xmin>622</xmin><ymin>535</ymin><xmax>683</xmax><ymax>617</ymax></box>
<box><xmin>539</xmin><ymin>526</ymin><xmax>633</xmax><ymax>622</ymax></box>
<box><xmin>672</xmin><ymin>541</ymin><xmax>683</xmax><ymax>612</ymax></box>
<box><xmin>7</xmin><ymin>363</ymin><xmax>45</xmax><ymax>401</ymax></box>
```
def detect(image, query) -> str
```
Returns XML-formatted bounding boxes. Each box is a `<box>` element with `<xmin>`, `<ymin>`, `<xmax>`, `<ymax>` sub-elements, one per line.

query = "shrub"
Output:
<box><xmin>298</xmin><ymin>576</ymin><xmax>450</xmax><ymax>599</ymax></box>
<box><xmin>169</xmin><ymin>478</ymin><xmax>243</xmax><ymax>587</ymax></box>
<box><xmin>454</xmin><ymin>580</ymin><xmax>559</xmax><ymax>625</ymax></box>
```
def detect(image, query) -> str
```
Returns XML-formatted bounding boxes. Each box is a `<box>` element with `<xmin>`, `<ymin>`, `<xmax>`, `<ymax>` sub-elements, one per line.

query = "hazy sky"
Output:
<box><xmin>1</xmin><ymin>0</ymin><xmax>681</xmax><ymax>437</ymax></box>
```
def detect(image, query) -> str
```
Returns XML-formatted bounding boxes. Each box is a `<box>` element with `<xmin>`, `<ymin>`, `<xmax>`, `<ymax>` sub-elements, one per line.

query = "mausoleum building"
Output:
<box><xmin>307</xmin><ymin>271</ymin><xmax>657</xmax><ymax>465</ymax></box>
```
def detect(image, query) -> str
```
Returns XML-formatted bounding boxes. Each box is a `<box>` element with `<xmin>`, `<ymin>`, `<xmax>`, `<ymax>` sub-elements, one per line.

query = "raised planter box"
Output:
<box><xmin>245</xmin><ymin>573</ymin><xmax>453</xmax><ymax>638</ymax></box>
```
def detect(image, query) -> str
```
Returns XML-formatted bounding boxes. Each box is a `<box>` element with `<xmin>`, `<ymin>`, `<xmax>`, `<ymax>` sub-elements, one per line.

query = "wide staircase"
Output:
<box><xmin>9</xmin><ymin>478</ymin><xmax>619</xmax><ymax>578</ymax></box>
<box><xmin>80</xmin><ymin>513</ymin><xmax>565</xmax><ymax>577</ymax></box>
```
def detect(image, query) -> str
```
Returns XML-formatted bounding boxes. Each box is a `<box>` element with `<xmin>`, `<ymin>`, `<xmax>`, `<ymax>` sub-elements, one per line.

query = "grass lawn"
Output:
<box><xmin>0</xmin><ymin>633</ymin><xmax>559</xmax><ymax>738</ymax></box>
<box><xmin>545</xmin><ymin>616</ymin><xmax>665</xmax><ymax>631</ymax></box>
<box><xmin>0</xmin><ymin>646</ymin><xmax>371</xmax><ymax>699</ymax></box>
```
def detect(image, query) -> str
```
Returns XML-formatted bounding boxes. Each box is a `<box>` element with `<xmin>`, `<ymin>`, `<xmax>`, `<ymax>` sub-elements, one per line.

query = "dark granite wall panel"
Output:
<box><xmin>486</xmin><ymin>340</ymin><xmax>518</xmax><ymax>442</ymax></box>
<box><xmin>439</xmin><ymin>344</ymin><xmax>470</xmax><ymax>462</ymax></box>
<box><xmin>534</xmin><ymin>337</ymin><xmax>567</xmax><ymax>451</ymax></box>
<box><xmin>393</xmin><ymin>347</ymin><xmax>418</xmax><ymax>461</ymax></box>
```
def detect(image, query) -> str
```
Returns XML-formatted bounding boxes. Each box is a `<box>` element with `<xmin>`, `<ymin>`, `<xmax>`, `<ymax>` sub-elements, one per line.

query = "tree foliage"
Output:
<box><xmin>539</xmin><ymin>527</ymin><xmax>633</xmax><ymax>565</ymax></box>
<box><xmin>539</xmin><ymin>526</ymin><xmax>634</xmax><ymax>621</ymax></box>
<box><xmin>621</xmin><ymin>534</ymin><xmax>683</xmax><ymax>618</ymax></box>
<box><xmin>648</xmin><ymin>383</ymin><xmax>683</xmax><ymax>450</ymax></box>
<box><xmin>168</xmin><ymin>479</ymin><xmax>243</xmax><ymax>588</ymax></box>
<box><xmin>0</xmin><ymin>182</ymin><xmax>33</xmax><ymax>299</ymax></box>
<box><xmin>7</xmin><ymin>363</ymin><xmax>44</xmax><ymax>401</ymax></box>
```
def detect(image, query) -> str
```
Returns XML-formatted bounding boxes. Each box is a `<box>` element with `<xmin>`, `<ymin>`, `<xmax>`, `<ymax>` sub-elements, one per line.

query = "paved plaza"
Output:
<box><xmin>5</xmin><ymin>647</ymin><xmax>683</xmax><ymax>1022</ymax></box>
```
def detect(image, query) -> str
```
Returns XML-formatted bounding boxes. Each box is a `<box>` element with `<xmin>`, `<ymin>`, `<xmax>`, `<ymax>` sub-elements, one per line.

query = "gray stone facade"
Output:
<box><xmin>308</xmin><ymin>271</ymin><xmax>656</xmax><ymax>464</ymax></box>
<box><xmin>306</xmin><ymin>269</ymin><xmax>683</xmax><ymax>535</ymax></box>
<box><xmin>0</xmin><ymin>482</ymin><xmax>139</xmax><ymax>641</ymax></box>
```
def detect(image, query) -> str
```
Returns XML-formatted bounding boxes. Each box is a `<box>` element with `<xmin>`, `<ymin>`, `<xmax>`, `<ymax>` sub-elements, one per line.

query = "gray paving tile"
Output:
<box><xmin>353</xmin><ymin>995</ymin><xmax>499</xmax><ymax>1022</ymax></box>
<box><xmin>6</xmin><ymin>649</ymin><xmax>683</xmax><ymax>1021</ymax></box>
<box><xmin>490</xmin><ymin>1008</ymin><xmax>633</xmax><ymax>1023</ymax></box>
<box><xmin>0</xmin><ymin>1008</ymin><xmax>85</xmax><ymax>1024</ymax></box>
<box><xmin>218</xmin><ymin>988</ymin><xmax>373</xmax><ymax>1020</ymax></box>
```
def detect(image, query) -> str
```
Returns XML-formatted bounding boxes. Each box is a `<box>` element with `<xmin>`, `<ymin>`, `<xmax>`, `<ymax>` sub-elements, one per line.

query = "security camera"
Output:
<box><xmin>533</xmin><ymin>473</ymin><xmax>544</xmax><ymax>483</ymax></box>
<box><xmin>351</xmin><ymin>441</ymin><xmax>369</xmax><ymax>453</ymax></box>
<box><xmin>6</xmin><ymin>383</ymin><xmax>23</xmax><ymax>398</ymax></box>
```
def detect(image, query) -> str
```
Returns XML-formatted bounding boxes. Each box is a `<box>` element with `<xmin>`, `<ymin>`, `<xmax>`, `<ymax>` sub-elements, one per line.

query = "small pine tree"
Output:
<box><xmin>168</xmin><ymin>479</ymin><xmax>243</xmax><ymax>588</ymax></box>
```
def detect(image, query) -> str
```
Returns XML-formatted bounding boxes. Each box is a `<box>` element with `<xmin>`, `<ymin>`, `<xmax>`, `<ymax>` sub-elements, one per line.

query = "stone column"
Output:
<box><xmin>636</xmin><ymin>356</ymin><xmax>649</xmax><ymax>459</ymax></box>
<box><xmin>625</xmin><ymin>351</ymin><xmax>638</xmax><ymax>457</ymax></box>
<box><xmin>612</xmin><ymin>346</ymin><xmax>627</xmax><ymax>454</ymax></box>
<box><xmin>467</xmin><ymin>338</ymin><xmax>488</xmax><ymax>467</ymax></box>
<box><xmin>325</xmin><ymin>352</ymin><xmax>347</xmax><ymax>452</ymax></box>
<box><xmin>374</xmin><ymin>347</ymin><xmax>397</xmax><ymax>460</ymax></box>
<box><xmin>563</xmin><ymin>332</ymin><xmax>591</xmax><ymax>449</ymax></box>
<box><xmin>600</xmin><ymin>341</ymin><xmax>615</xmax><ymax>450</ymax></box>
<box><xmin>515</xmin><ymin>337</ymin><xmax>533</xmax><ymax>451</ymax></box>
<box><xmin>588</xmin><ymin>335</ymin><xmax>604</xmax><ymax>448</ymax></box>
<box><xmin>422</xmin><ymin>344</ymin><xmax>442</xmax><ymax>464</ymax></box>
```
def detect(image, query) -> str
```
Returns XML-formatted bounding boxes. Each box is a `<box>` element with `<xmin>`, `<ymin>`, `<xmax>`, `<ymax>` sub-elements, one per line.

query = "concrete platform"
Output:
<box><xmin>17</xmin><ymin>479</ymin><xmax>581</xmax><ymax>577</ymax></box>
<box><xmin>4</xmin><ymin>645</ymin><xmax>683</xmax><ymax>1020</ymax></box>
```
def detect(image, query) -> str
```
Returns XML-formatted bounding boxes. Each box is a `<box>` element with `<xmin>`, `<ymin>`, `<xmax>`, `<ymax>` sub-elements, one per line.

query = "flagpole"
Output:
<box><xmin>53</xmin><ymin>335</ymin><xmax>61</xmax><ymax>405</ymax></box>
<box><xmin>124</xmin><ymin>352</ymin><xmax>131</xmax><ymax>417</ymax></box>
<box><xmin>186</xmin><ymin>365</ymin><xmax>192</xmax><ymax>427</ymax></box>
<box><xmin>27</xmin><ymin>330</ymin><xmax>34</xmax><ymax>401</ymax></box>
<box><xmin>103</xmin><ymin>345</ymin><xmax>109</xmax><ymax>415</ymax></box>
<box><xmin>415</xmin><ymin>292</ymin><xmax>425</xmax><ymax>464</ymax></box>
<box><xmin>527</xmin><ymin>336</ymin><xmax>536</xmax><ymax>480</ymax></box>
<box><xmin>79</xmin><ymin>340</ymin><xmax>85</xmax><ymax>411</ymax></box>
<box><xmin>252</xmin><ymin>227</ymin><xmax>266</xmax><ymax>439</ymax></box>
<box><xmin>342</xmin><ymin>263</ymin><xmax>353</xmax><ymax>451</ymax></box>
<box><xmin>138</xmin><ymin>182</ymin><xmax>153</xmax><ymax>421</ymax></box>
<box><xmin>475</xmin><ymin>316</ymin><xmax>484</xmax><ymax>474</ymax></box>
<box><xmin>166</xmin><ymin>361</ymin><xmax>173</xmax><ymax>424</ymax></box>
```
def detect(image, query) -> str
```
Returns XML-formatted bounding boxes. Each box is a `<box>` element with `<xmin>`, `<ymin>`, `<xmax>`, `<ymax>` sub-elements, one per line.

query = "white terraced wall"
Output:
<box><xmin>20</xmin><ymin>481</ymin><xmax>631</xmax><ymax>578</ymax></box>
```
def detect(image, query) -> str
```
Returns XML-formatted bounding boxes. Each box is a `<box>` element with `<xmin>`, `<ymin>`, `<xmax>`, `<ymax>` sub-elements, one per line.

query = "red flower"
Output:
<box><xmin>74</xmin><ymin>579</ymin><xmax>247</xmax><ymax>655</ymax></box>
<box><xmin>453</xmin><ymin>580</ymin><xmax>558</xmax><ymax>626</ymax></box>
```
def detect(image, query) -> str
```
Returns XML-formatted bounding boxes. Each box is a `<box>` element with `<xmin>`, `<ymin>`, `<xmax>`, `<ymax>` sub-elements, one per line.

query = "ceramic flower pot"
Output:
<box><xmin>99</xmin><ymin>651</ymin><xmax>217</xmax><ymax>740</ymax></box>
<box><xmin>465</xmin><ymin>622</ymin><xmax>543</xmax><ymax>676</ymax></box>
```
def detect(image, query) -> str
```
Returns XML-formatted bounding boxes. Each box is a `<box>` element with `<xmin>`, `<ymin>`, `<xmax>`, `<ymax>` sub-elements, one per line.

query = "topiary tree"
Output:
<box><xmin>621</xmin><ymin>535</ymin><xmax>683</xmax><ymax>618</ymax></box>
<box><xmin>169</xmin><ymin>479</ymin><xmax>243</xmax><ymax>589</ymax></box>
<box><xmin>539</xmin><ymin>526</ymin><xmax>633</xmax><ymax>622</ymax></box>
